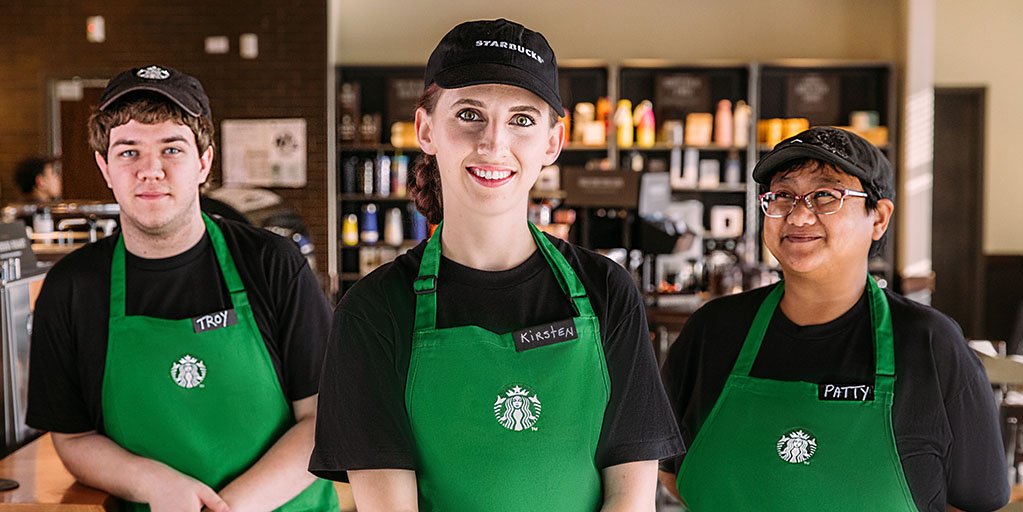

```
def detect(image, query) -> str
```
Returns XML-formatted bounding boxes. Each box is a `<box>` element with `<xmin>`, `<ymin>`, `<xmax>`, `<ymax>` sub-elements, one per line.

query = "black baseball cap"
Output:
<box><xmin>99</xmin><ymin>65</ymin><xmax>211</xmax><ymax>120</ymax></box>
<box><xmin>424</xmin><ymin>19</ymin><xmax>565</xmax><ymax>117</ymax></box>
<box><xmin>753</xmin><ymin>126</ymin><xmax>894</xmax><ymax>200</ymax></box>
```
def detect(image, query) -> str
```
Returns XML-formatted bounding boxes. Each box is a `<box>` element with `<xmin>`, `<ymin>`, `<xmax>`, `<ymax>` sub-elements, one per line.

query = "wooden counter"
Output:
<box><xmin>0</xmin><ymin>433</ymin><xmax>117</xmax><ymax>511</ymax></box>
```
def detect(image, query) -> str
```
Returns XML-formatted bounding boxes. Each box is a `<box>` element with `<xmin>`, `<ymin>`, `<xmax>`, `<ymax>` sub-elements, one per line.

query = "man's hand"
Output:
<box><xmin>138</xmin><ymin>464</ymin><xmax>229</xmax><ymax>512</ymax></box>
<box><xmin>52</xmin><ymin>431</ymin><xmax>227</xmax><ymax>512</ymax></box>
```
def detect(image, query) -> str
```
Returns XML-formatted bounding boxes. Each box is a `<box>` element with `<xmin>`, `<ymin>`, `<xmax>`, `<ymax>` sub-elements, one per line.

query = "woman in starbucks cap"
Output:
<box><xmin>311</xmin><ymin>18</ymin><xmax>682</xmax><ymax>511</ymax></box>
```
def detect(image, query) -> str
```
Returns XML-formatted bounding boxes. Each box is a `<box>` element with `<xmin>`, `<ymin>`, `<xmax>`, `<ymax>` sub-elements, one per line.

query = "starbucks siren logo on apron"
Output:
<box><xmin>493</xmin><ymin>385</ymin><xmax>541</xmax><ymax>431</ymax></box>
<box><xmin>171</xmin><ymin>354</ymin><xmax>206</xmax><ymax>389</ymax></box>
<box><xmin>777</xmin><ymin>429</ymin><xmax>817</xmax><ymax>464</ymax></box>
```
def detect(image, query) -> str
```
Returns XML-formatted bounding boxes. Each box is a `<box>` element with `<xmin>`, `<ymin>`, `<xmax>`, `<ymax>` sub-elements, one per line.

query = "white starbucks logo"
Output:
<box><xmin>170</xmin><ymin>354</ymin><xmax>206</xmax><ymax>389</ymax></box>
<box><xmin>493</xmin><ymin>385</ymin><xmax>541</xmax><ymax>431</ymax></box>
<box><xmin>777</xmin><ymin>429</ymin><xmax>817</xmax><ymax>464</ymax></box>
<box><xmin>137</xmin><ymin>65</ymin><xmax>170</xmax><ymax>80</ymax></box>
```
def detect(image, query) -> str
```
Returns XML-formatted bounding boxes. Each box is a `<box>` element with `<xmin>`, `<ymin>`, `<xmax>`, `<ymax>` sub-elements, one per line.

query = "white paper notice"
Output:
<box><xmin>221</xmin><ymin>118</ymin><xmax>307</xmax><ymax>187</ymax></box>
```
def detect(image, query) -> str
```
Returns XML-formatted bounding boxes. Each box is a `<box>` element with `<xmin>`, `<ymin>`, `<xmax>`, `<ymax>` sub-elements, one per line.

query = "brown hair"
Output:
<box><xmin>88</xmin><ymin>93</ymin><xmax>214</xmax><ymax>159</ymax></box>
<box><xmin>407</xmin><ymin>84</ymin><xmax>561</xmax><ymax>224</ymax></box>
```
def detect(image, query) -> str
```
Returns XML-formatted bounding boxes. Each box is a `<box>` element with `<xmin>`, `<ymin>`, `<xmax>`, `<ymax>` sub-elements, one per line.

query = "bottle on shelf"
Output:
<box><xmin>376</xmin><ymin>155</ymin><xmax>391</xmax><ymax>197</ymax></box>
<box><xmin>342</xmin><ymin>156</ymin><xmax>359</xmax><ymax>193</ymax></box>
<box><xmin>342</xmin><ymin>214</ymin><xmax>359</xmax><ymax>246</ymax></box>
<box><xmin>733</xmin><ymin>100</ymin><xmax>751</xmax><ymax>147</ymax></box>
<box><xmin>714</xmin><ymin>99</ymin><xmax>733</xmax><ymax>147</ymax></box>
<box><xmin>634</xmin><ymin>100</ymin><xmax>656</xmax><ymax>148</ymax></box>
<box><xmin>393</xmin><ymin>155</ymin><xmax>409</xmax><ymax>197</ymax></box>
<box><xmin>384</xmin><ymin>208</ymin><xmax>404</xmax><ymax>246</ymax></box>
<box><xmin>361</xmin><ymin>159</ymin><xmax>374</xmax><ymax>195</ymax></box>
<box><xmin>361</xmin><ymin>204</ymin><xmax>379</xmax><ymax>243</ymax></box>
<box><xmin>614</xmin><ymin>99</ymin><xmax>634</xmax><ymax>149</ymax></box>
<box><xmin>724</xmin><ymin>150</ymin><xmax>741</xmax><ymax>185</ymax></box>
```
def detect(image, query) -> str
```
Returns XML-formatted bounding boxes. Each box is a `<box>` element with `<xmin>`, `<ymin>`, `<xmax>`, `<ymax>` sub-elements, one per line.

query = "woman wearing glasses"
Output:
<box><xmin>659</xmin><ymin>127</ymin><xmax>1008</xmax><ymax>511</ymax></box>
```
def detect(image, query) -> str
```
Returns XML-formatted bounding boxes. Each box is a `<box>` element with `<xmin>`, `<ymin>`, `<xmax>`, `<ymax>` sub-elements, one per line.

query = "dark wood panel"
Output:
<box><xmin>0</xmin><ymin>0</ymin><xmax>328</xmax><ymax>275</ymax></box>
<box><xmin>933</xmin><ymin>88</ymin><xmax>985</xmax><ymax>337</ymax></box>
<box><xmin>985</xmin><ymin>255</ymin><xmax>1023</xmax><ymax>342</ymax></box>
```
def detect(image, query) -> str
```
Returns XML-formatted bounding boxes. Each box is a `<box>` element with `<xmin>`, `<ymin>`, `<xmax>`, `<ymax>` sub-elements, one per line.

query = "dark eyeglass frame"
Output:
<box><xmin>758</xmin><ymin>188</ymin><xmax>868</xmax><ymax>218</ymax></box>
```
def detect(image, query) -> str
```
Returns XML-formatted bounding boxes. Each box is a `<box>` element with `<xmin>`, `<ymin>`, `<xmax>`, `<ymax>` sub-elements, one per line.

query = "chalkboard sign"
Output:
<box><xmin>655</xmin><ymin>74</ymin><xmax>712</xmax><ymax>122</ymax></box>
<box><xmin>387</xmin><ymin>78</ymin><xmax>423</xmax><ymax>128</ymax></box>
<box><xmin>786</xmin><ymin>74</ymin><xmax>842</xmax><ymax>126</ymax></box>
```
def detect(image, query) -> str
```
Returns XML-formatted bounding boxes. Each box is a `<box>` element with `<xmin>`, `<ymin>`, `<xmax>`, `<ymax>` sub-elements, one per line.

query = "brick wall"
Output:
<box><xmin>0</xmin><ymin>0</ymin><xmax>329</xmax><ymax>274</ymax></box>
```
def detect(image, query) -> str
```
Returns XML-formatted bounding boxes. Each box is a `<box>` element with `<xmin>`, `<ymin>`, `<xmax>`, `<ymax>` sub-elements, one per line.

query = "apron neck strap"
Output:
<box><xmin>413</xmin><ymin>222</ymin><xmax>594</xmax><ymax>333</ymax></box>
<box><xmin>109</xmin><ymin>213</ymin><xmax>244</xmax><ymax>318</ymax></box>
<box><xmin>731</xmin><ymin>278</ymin><xmax>896</xmax><ymax>392</ymax></box>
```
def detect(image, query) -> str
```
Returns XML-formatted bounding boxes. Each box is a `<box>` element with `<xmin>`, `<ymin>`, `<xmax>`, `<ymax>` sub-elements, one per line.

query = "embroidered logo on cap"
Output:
<box><xmin>777</xmin><ymin>429</ymin><xmax>817</xmax><ymax>464</ymax></box>
<box><xmin>171</xmin><ymin>354</ymin><xmax>206</xmax><ymax>389</ymax></box>
<box><xmin>493</xmin><ymin>385</ymin><xmax>541</xmax><ymax>431</ymax></box>
<box><xmin>137</xmin><ymin>65</ymin><xmax>170</xmax><ymax>80</ymax></box>
<box><xmin>474</xmin><ymin>40</ymin><xmax>544</xmax><ymax>64</ymax></box>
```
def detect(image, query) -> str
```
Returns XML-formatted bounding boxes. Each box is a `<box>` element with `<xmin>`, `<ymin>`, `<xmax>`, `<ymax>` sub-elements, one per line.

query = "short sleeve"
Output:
<box><xmin>309</xmin><ymin>294</ymin><xmax>416</xmax><ymax>482</ymax></box>
<box><xmin>941</xmin><ymin>321</ymin><xmax>1010</xmax><ymax>510</ymax></box>
<box><xmin>272</xmin><ymin>256</ymin><xmax>333</xmax><ymax>401</ymax></box>
<box><xmin>594</xmin><ymin>267</ymin><xmax>684</xmax><ymax>468</ymax></box>
<box><xmin>26</xmin><ymin>267</ymin><xmax>95</xmax><ymax>433</ymax></box>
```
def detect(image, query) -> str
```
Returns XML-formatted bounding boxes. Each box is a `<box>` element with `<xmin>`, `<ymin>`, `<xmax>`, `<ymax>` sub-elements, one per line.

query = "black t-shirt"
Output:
<box><xmin>27</xmin><ymin>217</ymin><xmax>331</xmax><ymax>434</ymax></box>
<box><xmin>310</xmin><ymin>234</ymin><xmax>684</xmax><ymax>482</ymax></box>
<box><xmin>660</xmin><ymin>285</ymin><xmax>1010</xmax><ymax>512</ymax></box>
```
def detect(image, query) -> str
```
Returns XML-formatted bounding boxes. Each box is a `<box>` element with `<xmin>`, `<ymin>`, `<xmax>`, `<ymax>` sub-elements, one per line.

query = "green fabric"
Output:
<box><xmin>405</xmin><ymin>222</ymin><xmax>610</xmax><ymax>511</ymax></box>
<box><xmin>101</xmin><ymin>214</ymin><xmax>337</xmax><ymax>512</ymax></box>
<box><xmin>676</xmin><ymin>278</ymin><xmax>917</xmax><ymax>511</ymax></box>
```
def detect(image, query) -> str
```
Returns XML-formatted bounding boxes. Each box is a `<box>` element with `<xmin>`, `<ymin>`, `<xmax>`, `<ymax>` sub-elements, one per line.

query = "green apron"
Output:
<box><xmin>101</xmin><ymin>214</ymin><xmax>337</xmax><ymax>512</ymax></box>
<box><xmin>405</xmin><ymin>222</ymin><xmax>610</xmax><ymax>511</ymax></box>
<box><xmin>676</xmin><ymin>278</ymin><xmax>917</xmax><ymax>511</ymax></box>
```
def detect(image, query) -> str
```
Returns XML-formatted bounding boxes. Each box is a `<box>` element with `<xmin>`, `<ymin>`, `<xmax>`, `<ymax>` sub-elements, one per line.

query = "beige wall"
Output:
<box><xmin>337</xmin><ymin>0</ymin><xmax>900</xmax><ymax>64</ymax></box>
<box><xmin>935</xmin><ymin>0</ymin><xmax>1023</xmax><ymax>255</ymax></box>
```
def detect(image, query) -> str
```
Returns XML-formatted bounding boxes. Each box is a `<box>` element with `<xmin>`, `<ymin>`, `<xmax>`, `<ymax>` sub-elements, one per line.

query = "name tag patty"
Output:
<box><xmin>192</xmin><ymin>309</ymin><xmax>238</xmax><ymax>334</ymax></box>
<box><xmin>513</xmin><ymin>319</ymin><xmax>578</xmax><ymax>352</ymax></box>
<box><xmin>817</xmin><ymin>383</ymin><xmax>874</xmax><ymax>401</ymax></box>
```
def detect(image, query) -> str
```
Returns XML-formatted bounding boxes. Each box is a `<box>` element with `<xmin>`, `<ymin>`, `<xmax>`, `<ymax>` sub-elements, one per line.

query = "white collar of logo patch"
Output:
<box><xmin>493</xmin><ymin>385</ymin><xmax>542</xmax><ymax>432</ymax></box>
<box><xmin>136</xmin><ymin>65</ymin><xmax>170</xmax><ymax>80</ymax></box>
<box><xmin>776</xmin><ymin>428</ymin><xmax>817</xmax><ymax>465</ymax></box>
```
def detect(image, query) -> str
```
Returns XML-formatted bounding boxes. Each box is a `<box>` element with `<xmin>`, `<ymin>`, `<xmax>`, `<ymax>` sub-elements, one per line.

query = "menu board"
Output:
<box><xmin>786</xmin><ymin>74</ymin><xmax>842</xmax><ymax>126</ymax></box>
<box><xmin>655</xmin><ymin>74</ymin><xmax>712</xmax><ymax>122</ymax></box>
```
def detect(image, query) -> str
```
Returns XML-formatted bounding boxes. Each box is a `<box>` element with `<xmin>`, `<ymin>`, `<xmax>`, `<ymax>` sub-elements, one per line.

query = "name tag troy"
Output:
<box><xmin>513</xmin><ymin>319</ymin><xmax>578</xmax><ymax>352</ymax></box>
<box><xmin>817</xmin><ymin>383</ymin><xmax>874</xmax><ymax>401</ymax></box>
<box><xmin>192</xmin><ymin>309</ymin><xmax>238</xmax><ymax>333</ymax></box>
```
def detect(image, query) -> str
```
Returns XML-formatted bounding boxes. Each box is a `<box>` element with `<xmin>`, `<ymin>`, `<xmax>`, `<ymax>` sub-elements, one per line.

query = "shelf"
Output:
<box><xmin>339</xmin><ymin>194</ymin><xmax>413</xmax><ymax>202</ymax></box>
<box><xmin>757</xmin><ymin>143</ymin><xmax>890</xmax><ymax>152</ymax></box>
<box><xmin>340</xmin><ymin>241</ymin><xmax>420</xmax><ymax>250</ymax></box>
<box><xmin>339</xmin><ymin>144</ymin><xmax>419</xmax><ymax>151</ymax></box>
<box><xmin>562</xmin><ymin>144</ymin><xmax>608</xmax><ymax>151</ymax></box>
<box><xmin>671</xmin><ymin>184</ymin><xmax>747</xmax><ymax>193</ymax></box>
<box><xmin>621</xmin><ymin>144</ymin><xmax>748</xmax><ymax>152</ymax></box>
<box><xmin>530</xmin><ymin>189</ymin><xmax>566</xmax><ymax>200</ymax></box>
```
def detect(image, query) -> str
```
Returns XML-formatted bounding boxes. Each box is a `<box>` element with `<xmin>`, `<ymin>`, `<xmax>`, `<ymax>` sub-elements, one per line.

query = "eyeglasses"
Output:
<box><xmin>758</xmin><ymin>188</ymin><xmax>868</xmax><ymax>218</ymax></box>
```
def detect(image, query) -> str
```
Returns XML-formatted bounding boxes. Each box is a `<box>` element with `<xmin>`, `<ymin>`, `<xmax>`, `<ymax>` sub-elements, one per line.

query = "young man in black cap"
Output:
<box><xmin>660</xmin><ymin>126</ymin><xmax>1008</xmax><ymax>511</ymax></box>
<box><xmin>27</xmin><ymin>65</ymin><xmax>338</xmax><ymax>511</ymax></box>
<box><xmin>311</xmin><ymin>19</ymin><xmax>682</xmax><ymax>511</ymax></box>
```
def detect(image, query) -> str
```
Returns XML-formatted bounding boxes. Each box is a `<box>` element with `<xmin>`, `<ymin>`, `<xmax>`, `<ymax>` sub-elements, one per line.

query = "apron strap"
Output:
<box><xmin>731</xmin><ymin>281</ymin><xmax>784</xmax><ymax>377</ymax></box>
<box><xmin>867</xmin><ymin>277</ymin><xmax>896</xmax><ymax>394</ymax></box>
<box><xmin>201</xmin><ymin>213</ymin><xmax>246</xmax><ymax>295</ymax></box>
<box><xmin>528</xmin><ymin>223</ymin><xmax>594</xmax><ymax>318</ymax></box>
<box><xmin>730</xmin><ymin>278</ymin><xmax>897</xmax><ymax>393</ymax></box>
<box><xmin>412</xmin><ymin>222</ymin><xmax>595</xmax><ymax>333</ymax></box>
<box><xmin>108</xmin><ymin>214</ymin><xmax>245</xmax><ymax>319</ymax></box>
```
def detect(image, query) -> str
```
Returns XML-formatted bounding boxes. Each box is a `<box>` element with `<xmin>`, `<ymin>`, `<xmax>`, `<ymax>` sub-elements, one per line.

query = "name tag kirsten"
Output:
<box><xmin>513</xmin><ymin>319</ymin><xmax>578</xmax><ymax>352</ymax></box>
<box><xmin>192</xmin><ymin>309</ymin><xmax>238</xmax><ymax>334</ymax></box>
<box><xmin>818</xmin><ymin>383</ymin><xmax>874</xmax><ymax>402</ymax></box>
